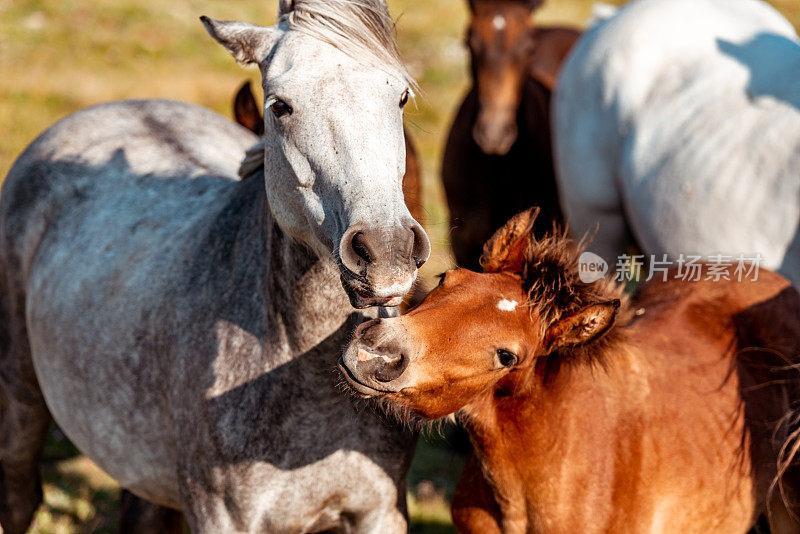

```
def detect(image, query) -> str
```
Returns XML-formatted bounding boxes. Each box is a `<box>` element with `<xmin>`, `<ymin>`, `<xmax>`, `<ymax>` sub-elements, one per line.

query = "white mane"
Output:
<box><xmin>280</xmin><ymin>0</ymin><xmax>415</xmax><ymax>89</ymax></box>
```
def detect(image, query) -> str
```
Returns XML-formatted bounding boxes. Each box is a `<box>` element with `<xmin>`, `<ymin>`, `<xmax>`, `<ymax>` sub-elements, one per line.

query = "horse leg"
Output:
<box><xmin>0</xmin><ymin>267</ymin><xmax>51</xmax><ymax>534</ymax></box>
<box><xmin>451</xmin><ymin>453</ymin><xmax>502</xmax><ymax>534</ymax></box>
<box><xmin>0</xmin><ymin>397</ymin><xmax>50</xmax><ymax>534</ymax></box>
<box><xmin>119</xmin><ymin>489</ymin><xmax>184</xmax><ymax>534</ymax></box>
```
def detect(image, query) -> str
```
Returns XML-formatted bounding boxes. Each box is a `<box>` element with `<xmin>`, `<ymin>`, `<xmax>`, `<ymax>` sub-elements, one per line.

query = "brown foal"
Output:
<box><xmin>339</xmin><ymin>208</ymin><xmax>800</xmax><ymax>533</ymax></box>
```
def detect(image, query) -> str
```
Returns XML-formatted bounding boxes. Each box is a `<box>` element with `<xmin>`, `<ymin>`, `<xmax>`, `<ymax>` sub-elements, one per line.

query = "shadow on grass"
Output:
<box><xmin>36</xmin><ymin>422</ymin><xmax>469</xmax><ymax>533</ymax></box>
<box><xmin>408</xmin><ymin>424</ymin><xmax>467</xmax><ymax>534</ymax></box>
<box><xmin>32</xmin><ymin>424</ymin><xmax>120</xmax><ymax>534</ymax></box>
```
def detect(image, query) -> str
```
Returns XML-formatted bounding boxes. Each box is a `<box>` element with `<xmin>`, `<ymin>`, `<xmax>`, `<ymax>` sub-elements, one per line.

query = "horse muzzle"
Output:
<box><xmin>472</xmin><ymin>112</ymin><xmax>518</xmax><ymax>156</ymax></box>
<box><xmin>338</xmin><ymin>221</ymin><xmax>429</xmax><ymax>309</ymax></box>
<box><xmin>339</xmin><ymin>318</ymin><xmax>411</xmax><ymax>395</ymax></box>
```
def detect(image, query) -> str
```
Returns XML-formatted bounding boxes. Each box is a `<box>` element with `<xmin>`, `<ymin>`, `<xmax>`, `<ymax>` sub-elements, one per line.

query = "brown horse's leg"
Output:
<box><xmin>0</xmin><ymin>268</ymin><xmax>51</xmax><ymax>534</ymax></box>
<box><xmin>119</xmin><ymin>490</ymin><xmax>185</xmax><ymax>534</ymax></box>
<box><xmin>451</xmin><ymin>453</ymin><xmax>502</xmax><ymax>534</ymax></box>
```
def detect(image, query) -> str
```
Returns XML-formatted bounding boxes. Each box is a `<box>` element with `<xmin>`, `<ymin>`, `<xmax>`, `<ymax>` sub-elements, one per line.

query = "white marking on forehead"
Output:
<box><xmin>493</xmin><ymin>15</ymin><xmax>506</xmax><ymax>31</ymax></box>
<box><xmin>497</xmin><ymin>298</ymin><xmax>518</xmax><ymax>312</ymax></box>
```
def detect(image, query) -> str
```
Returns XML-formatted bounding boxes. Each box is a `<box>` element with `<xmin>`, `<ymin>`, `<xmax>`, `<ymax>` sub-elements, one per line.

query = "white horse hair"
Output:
<box><xmin>555</xmin><ymin>0</ymin><xmax>800</xmax><ymax>287</ymax></box>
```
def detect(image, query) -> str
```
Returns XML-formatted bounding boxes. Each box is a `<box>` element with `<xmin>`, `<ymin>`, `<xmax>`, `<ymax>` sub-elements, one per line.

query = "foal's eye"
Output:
<box><xmin>496</xmin><ymin>349</ymin><xmax>518</xmax><ymax>368</ymax></box>
<box><xmin>399</xmin><ymin>89</ymin><xmax>410</xmax><ymax>108</ymax></box>
<box><xmin>270</xmin><ymin>99</ymin><xmax>293</xmax><ymax>118</ymax></box>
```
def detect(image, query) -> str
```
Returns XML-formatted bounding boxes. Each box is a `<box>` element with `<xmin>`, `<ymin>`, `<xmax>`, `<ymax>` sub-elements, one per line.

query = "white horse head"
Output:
<box><xmin>202</xmin><ymin>0</ymin><xmax>429</xmax><ymax>308</ymax></box>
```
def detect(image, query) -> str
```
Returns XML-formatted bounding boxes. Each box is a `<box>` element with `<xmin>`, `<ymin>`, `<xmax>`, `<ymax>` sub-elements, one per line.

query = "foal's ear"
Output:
<box><xmin>480</xmin><ymin>207</ymin><xmax>540</xmax><ymax>274</ymax></box>
<box><xmin>201</xmin><ymin>17</ymin><xmax>280</xmax><ymax>66</ymax></box>
<box><xmin>543</xmin><ymin>300</ymin><xmax>620</xmax><ymax>353</ymax></box>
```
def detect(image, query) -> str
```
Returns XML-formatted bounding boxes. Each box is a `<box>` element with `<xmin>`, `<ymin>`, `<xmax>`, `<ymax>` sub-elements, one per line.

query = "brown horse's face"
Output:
<box><xmin>339</xmin><ymin>208</ymin><xmax>620</xmax><ymax>419</ymax></box>
<box><xmin>467</xmin><ymin>0</ymin><xmax>537</xmax><ymax>155</ymax></box>
<box><xmin>339</xmin><ymin>268</ymin><xmax>539</xmax><ymax>418</ymax></box>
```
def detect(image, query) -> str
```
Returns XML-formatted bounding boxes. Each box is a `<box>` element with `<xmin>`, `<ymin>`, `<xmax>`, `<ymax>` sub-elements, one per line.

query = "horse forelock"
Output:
<box><xmin>518</xmin><ymin>233</ymin><xmax>628</xmax><ymax>369</ymax></box>
<box><xmin>520</xmin><ymin>229</ymin><xmax>626</xmax><ymax>329</ymax></box>
<box><xmin>280</xmin><ymin>0</ymin><xmax>417</xmax><ymax>91</ymax></box>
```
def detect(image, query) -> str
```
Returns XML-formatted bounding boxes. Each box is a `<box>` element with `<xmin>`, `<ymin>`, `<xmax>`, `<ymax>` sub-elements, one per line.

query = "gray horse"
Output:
<box><xmin>0</xmin><ymin>1</ymin><xmax>429</xmax><ymax>532</ymax></box>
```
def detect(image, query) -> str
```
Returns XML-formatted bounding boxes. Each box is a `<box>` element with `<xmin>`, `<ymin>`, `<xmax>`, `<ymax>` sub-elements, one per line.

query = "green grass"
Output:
<box><xmin>3</xmin><ymin>0</ymin><xmax>800</xmax><ymax>531</ymax></box>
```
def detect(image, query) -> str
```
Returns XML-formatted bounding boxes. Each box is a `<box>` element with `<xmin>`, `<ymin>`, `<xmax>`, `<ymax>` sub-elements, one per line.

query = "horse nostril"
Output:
<box><xmin>374</xmin><ymin>353</ymin><xmax>408</xmax><ymax>383</ymax></box>
<box><xmin>410</xmin><ymin>223</ymin><xmax>430</xmax><ymax>269</ymax></box>
<box><xmin>351</xmin><ymin>232</ymin><xmax>372</xmax><ymax>264</ymax></box>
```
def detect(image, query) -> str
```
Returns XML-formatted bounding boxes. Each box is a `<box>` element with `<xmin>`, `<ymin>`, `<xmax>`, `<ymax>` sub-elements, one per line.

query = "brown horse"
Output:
<box><xmin>442</xmin><ymin>0</ymin><xmax>580</xmax><ymax>270</ymax></box>
<box><xmin>340</xmin><ymin>208</ymin><xmax>800</xmax><ymax>533</ymax></box>
<box><xmin>233</xmin><ymin>81</ymin><xmax>425</xmax><ymax>227</ymax></box>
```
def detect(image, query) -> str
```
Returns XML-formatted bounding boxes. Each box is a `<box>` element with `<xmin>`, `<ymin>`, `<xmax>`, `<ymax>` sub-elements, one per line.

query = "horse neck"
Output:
<box><xmin>225</xmin><ymin>172</ymin><xmax>354</xmax><ymax>344</ymax></box>
<box><xmin>463</xmin><ymin>347</ymin><xmax>640</xmax><ymax>530</ymax></box>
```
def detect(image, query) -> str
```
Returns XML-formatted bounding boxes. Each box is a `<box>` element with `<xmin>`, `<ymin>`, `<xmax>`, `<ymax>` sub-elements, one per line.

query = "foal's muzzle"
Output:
<box><xmin>339</xmin><ymin>318</ymin><xmax>411</xmax><ymax>396</ymax></box>
<box><xmin>339</xmin><ymin>221</ymin><xmax>430</xmax><ymax>309</ymax></box>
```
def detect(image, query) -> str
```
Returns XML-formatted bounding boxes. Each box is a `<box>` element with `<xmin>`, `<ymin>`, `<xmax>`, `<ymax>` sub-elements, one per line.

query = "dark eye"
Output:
<box><xmin>270</xmin><ymin>99</ymin><xmax>293</xmax><ymax>118</ymax></box>
<box><xmin>496</xmin><ymin>349</ymin><xmax>518</xmax><ymax>368</ymax></box>
<box><xmin>399</xmin><ymin>89</ymin><xmax>410</xmax><ymax>108</ymax></box>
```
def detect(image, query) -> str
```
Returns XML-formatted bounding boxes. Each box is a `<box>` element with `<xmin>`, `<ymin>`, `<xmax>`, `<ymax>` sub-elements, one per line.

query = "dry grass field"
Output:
<box><xmin>1</xmin><ymin>0</ymin><xmax>799</xmax><ymax>531</ymax></box>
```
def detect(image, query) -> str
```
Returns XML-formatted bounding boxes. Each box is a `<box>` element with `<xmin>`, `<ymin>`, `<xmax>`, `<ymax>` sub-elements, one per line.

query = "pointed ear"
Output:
<box><xmin>523</xmin><ymin>0</ymin><xmax>545</xmax><ymax>12</ymax></box>
<box><xmin>201</xmin><ymin>17</ymin><xmax>279</xmax><ymax>66</ymax></box>
<box><xmin>480</xmin><ymin>207</ymin><xmax>540</xmax><ymax>274</ymax></box>
<box><xmin>234</xmin><ymin>81</ymin><xmax>264</xmax><ymax>135</ymax></box>
<box><xmin>544</xmin><ymin>300</ymin><xmax>620</xmax><ymax>353</ymax></box>
<box><xmin>279</xmin><ymin>0</ymin><xmax>296</xmax><ymax>16</ymax></box>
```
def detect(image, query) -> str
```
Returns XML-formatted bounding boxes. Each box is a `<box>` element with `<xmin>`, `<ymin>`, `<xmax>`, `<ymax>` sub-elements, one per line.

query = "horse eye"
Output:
<box><xmin>399</xmin><ymin>89</ymin><xmax>409</xmax><ymax>108</ymax></box>
<box><xmin>270</xmin><ymin>99</ymin><xmax>293</xmax><ymax>118</ymax></box>
<box><xmin>496</xmin><ymin>349</ymin><xmax>518</xmax><ymax>368</ymax></box>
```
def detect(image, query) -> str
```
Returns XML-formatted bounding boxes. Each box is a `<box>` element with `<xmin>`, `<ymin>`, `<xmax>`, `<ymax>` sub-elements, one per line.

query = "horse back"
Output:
<box><xmin>0</xmin><ymin>99</ymin><xmax>259</xmax><ymax>506</ymax></box>
<box><xmin>0</xmin><ymin>99</ymin><xmax>257</xmax><ymax>274</ymax></box>
<box><xmin>631</xmin><ymin>268</ymin><xmax>800</xmax><ymax>518</ymax></box>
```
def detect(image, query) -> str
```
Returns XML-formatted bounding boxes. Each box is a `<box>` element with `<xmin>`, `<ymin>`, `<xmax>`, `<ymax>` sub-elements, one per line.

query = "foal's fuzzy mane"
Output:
<box><xmin>520</xmin><ymin>229</ymin><xmax>624</xmax><ymax>326</ymax></box>
<box><xmin>280</xmin><ymin>0</ymin><xmax>416</xmax><ymax>90</ymax></box>
<box><xmin>505</xmin><ymin>227</ymin><xmax>632</xmax><ymax>375</ymax></box>
<box><xmin>480</xmin><ymin>213</ymin><xmax>630</xmax><ymax>366</ymax></box>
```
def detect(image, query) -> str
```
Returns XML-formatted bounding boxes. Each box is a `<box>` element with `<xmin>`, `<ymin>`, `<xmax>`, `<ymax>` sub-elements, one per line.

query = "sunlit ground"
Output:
<box><xmin>2</xmin><ymin>0</ymin><xmax>798</xmax><ymax>531</ymax></box>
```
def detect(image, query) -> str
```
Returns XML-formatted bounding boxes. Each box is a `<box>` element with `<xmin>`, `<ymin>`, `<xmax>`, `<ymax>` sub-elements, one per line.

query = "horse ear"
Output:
<box><xmin>543</xmin><ymin>300</ymin><xmax>619</xmax><ymax>352</ymax></box>
<box><xmin>279</xmin><ymin>0</ymin><xmax>296</xmax><ymax>16</ymax></box>
<box><xmin>234</xmin><ymin>81</ymin><xmax>264</xmax><ymax>135</ymax></box>
<box><xmin>523</xmin><ymin>0</ymin><xmax>544</xmax><ymax>12</ymax></box>
<box><xmin>201</xmin><ymin>17</ymin><xmax>279</xmax><ymax>66</ymax></box>
<box><xmin>480</xmin><ymin>207</ymin><xmax>540</xmax><ymax>274</ymax></box>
